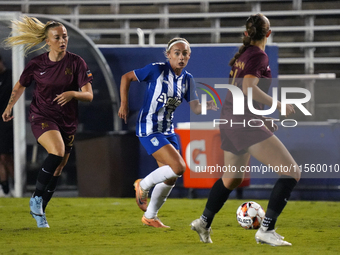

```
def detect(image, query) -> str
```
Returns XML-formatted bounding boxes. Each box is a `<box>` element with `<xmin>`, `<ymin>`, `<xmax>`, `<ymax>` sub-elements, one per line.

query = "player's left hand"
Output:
<box><xmin>54</xmin><ymin>92</ymin><xmax>74</xmax><ymax>106</ymax></box>
<box><xmin>207</xmin><ymin>100</ymin><xmax>219</xmax><ymax>111</ymax></box>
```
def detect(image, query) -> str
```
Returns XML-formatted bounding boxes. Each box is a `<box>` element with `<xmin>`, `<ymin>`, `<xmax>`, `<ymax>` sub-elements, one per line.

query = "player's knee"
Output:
<box><xmin>293</xmin><ymin>170</ymin><xmax>301</xmax><ymax>182</ymax></box>
<box><xmin>164</xmin><ymin>178</ymin><xmax>177</xmax><ymax>186</ymax></box>
<box><xmin>171</xmin><ymin>160</ymin><xmax>186</xmax><ymax>176</ymax></box>
<box><xmin>50</xmin><ymin>147</ymin><xmax>65</xmax><ymax>157</ymax></box>
<box><xmin>222</xmin><ymin>177</ymin><xmax>243</xmax><ymax>190</ymax></box>
<box><xmin>45</xmin><ymin>142</ymin><xmax>65</xmax><ymax>157</ymax></box>
<box><xmin>234</xmin><ymin>178</ymin><xmax>244</xmax><ymax>188</ymax></box>
<box><xmin>286</xmin><ymin>164</ymin><xmax>301</xmax><ymax>182</ymax></box>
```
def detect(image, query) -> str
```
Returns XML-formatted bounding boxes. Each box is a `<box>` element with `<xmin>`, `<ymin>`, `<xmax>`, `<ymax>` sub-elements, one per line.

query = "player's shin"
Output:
<box><xmin>261</xmin><ymin>176</ymin><xmax>297</xmax><ymax>231</ymax></box>
<box><xmin>144</xmin><ymin>182</ymin><xmax>174</xmax><ymax>219</ymax></box>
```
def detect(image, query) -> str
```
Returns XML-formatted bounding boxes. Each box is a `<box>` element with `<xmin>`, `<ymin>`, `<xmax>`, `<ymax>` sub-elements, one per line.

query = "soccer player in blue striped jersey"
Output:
<box><xmin>119</xmin><ymin>38</ymin><xmax>217</xmax><ymax>228</ymax></box>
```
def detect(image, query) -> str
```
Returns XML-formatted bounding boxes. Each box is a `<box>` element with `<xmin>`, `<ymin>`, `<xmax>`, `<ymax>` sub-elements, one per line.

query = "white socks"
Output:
<box><xmin>144</xmin><ymin>182</ymin><xmax>174</xmax><ymax>219</ymax></box>
<box><xmin>140</xmin><ymin>165</ymin><xmax>179</xmax><ymax>191</ymax></box>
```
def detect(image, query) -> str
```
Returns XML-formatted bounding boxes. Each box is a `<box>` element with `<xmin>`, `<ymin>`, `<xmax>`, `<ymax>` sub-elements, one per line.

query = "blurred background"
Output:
<box><xmin>0</xmin><ymin>0</ymin><xmax>339</xmax><ymax>200</ymax></box>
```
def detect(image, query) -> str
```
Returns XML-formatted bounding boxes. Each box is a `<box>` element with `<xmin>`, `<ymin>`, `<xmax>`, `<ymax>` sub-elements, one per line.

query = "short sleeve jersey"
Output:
<box><xmin>220</xmin><ymin>45</ymin><xmax>272</xmax><ymax>126</ymax></box>
<box><xmin>19</xmin><ymin>51</ymin><xmax>93</xmax><ymax>134</ymax></box>
<box><xmin>134</xmin><ymin>61</ymin><xmax>198</xmax><ymax>137</ymax></box>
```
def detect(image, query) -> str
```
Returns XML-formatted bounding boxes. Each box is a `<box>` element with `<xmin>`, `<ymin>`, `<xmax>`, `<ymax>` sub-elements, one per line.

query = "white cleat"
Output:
<box><xmin>30</xmin><ymin>196</ymin><xmax>44</xmax><ymax>216</ymax></box>
<box><xmin>255</xmin><ymin>228</ymin><xmax>292</xmax><ymax>246</ymax></box>
<box><xmin>190</xmin><ymin>218</ymin><xmax>213</xmax><ymax>243</ymax></box>
<box><xmin>31</xmin><ymin>211</ymin><xmax>50</xmax><ymax>228</ymax></box>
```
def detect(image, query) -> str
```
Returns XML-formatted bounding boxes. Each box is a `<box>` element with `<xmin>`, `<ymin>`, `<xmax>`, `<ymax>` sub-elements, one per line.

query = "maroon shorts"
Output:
<box><xmin>30</xmin><ymin>119</ymin><xmax>75</xmax><ymax>153</ymax></box>
<box><xmin>220</xmin><ymin>126</ymin><xmax>273</xmax><ymax>155</ymax></box>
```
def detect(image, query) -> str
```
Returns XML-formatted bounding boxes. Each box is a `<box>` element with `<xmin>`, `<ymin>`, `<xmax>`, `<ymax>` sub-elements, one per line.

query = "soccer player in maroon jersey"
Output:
<box><xmin>2</xmin><ymin>16</ymin><xmax>93</xmax><ymax>228</ymax></box>
<box><xmin>191</xmin><ymin>14</ymin><xmax>300</xmax><ymax>246</ymax></box>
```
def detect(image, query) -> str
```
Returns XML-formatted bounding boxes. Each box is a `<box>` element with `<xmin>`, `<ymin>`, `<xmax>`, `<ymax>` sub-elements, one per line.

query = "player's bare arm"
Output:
<box><xmin>2</xmin><ymin>81</ymin><xmax>26</xmax><ymax>122</ymax></box>
<box><xmin>118</xmin><ymin>71</ymin><xmax>138</xmax><ymax>124</ymax></box>
<box><xmin>243</xmin><ymin>74</ymin><xmax>295</xmax><ymax>117</ymax></box>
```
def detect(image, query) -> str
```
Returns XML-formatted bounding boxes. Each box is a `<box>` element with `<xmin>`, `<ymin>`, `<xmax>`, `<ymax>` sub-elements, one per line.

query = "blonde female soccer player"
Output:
<box><xmin>2</xmin><ymin>16</ymin><xmax>93</xmax><ymax>228</ymax></box>
<box><xmin>119</xmin><ymin>37</ymin><xmax>217</xmax><ymax>228</ymax></box>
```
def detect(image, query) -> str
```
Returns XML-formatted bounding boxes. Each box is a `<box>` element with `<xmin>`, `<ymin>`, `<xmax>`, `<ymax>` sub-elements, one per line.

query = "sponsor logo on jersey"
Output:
<box><xmin>86</xmin><ymin>70</ymin><xmax>92</xmax><ymax>77</ymax></box>
<box><xmin>157</xmin><ymin>93</ymin><xmax>181</xmax><ymax>110</ymax></box>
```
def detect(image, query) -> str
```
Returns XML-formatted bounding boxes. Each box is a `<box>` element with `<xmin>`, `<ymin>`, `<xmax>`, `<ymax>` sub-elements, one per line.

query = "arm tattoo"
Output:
<box><xmin>8</xmin><ymin>89</ymin><xmax>17</xmax><ymax>105</ymax></box>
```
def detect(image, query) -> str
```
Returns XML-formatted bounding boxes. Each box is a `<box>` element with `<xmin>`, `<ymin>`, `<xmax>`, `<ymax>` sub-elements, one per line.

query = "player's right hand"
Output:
<box><xmin>2</xmin><ymin>108</ymin><xmax>13</xmax><ymax>122</ymax></box>
<box><xmin>118</xmin><ymin>105</ymin><xmax>129</xmax><ymax>124</ymax></box>
<box><xmin>277</xmin><ymin>102</ymin><xmax>295</xmax><ymax>117</ymax></box>
<box><xmin>284</xmin><ymin>104</ymin><xmax>295</xmax><ymax>117</ymax></box>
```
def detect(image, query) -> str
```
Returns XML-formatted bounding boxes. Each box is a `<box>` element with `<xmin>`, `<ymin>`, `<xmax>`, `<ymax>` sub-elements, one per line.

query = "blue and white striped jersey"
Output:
<box><xmin>134</xmin><ymin>61</ymin><xmax>198</xmax><ymax>137</ymax></box>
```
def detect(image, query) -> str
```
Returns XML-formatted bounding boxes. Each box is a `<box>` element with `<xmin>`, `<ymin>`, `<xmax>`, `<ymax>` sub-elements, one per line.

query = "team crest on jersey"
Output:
<box><xmin>150</xmin><ymin>137</ymin><xmax>159</xmax><ymax>147</ymax></box>
<box><xmin>65</xmin><ymin>68</ymin><xmax>72</xmax><ymax>75</ymax></box>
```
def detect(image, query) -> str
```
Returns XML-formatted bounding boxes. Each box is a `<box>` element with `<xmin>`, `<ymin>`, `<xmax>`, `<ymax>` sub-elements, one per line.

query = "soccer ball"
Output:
<box><xmin>236</xmin><ymin>201</ymin><xmax>265</xmax><ymax>229</ymax></box>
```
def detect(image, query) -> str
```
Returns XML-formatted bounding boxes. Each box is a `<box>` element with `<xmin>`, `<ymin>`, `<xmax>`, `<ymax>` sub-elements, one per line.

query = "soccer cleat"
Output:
<box><xmin>30</xmin><ymin>211</ymin><xmax>50</xmax><ymax>228</ymax></box>
<box><xmin>190</xmin><ymin>218</ymin><xmax>213</xmax><ymax>243</ymax></box>
<box><xmin>141</xmin><ymin>215</ymin><xmax>170</xmax><ymax>228</ymax></box>
<box><xmin>30</xmin><ymin>196</ymin><xmax>44</xmax><ymax>216</ymax></box>
<box><xmin>255</xmin><ymin>228</ymin><xmax>292</xmax><ymax>246</ymax></box>
<box><xmin>134</xmin><ymin>179</ymin><xmax>149</xmax><ymax>212</ymax></box>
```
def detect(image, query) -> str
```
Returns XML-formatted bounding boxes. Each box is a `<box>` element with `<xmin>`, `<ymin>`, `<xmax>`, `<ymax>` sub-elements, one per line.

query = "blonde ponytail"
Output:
<box><xmin>4</xmin><ymin>16</ymin><xmax>62</xmax><ymax>55</ymax></box>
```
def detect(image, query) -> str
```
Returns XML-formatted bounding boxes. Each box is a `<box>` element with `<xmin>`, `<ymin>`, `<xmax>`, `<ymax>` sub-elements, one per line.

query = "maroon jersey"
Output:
<box><xmin>220</xmin><ymin>45</ymin><xmax>272</xmax><ymax>128</ymax></box>
<box><xmin>20</xmin><ymin>51</ymin><xmax>93</xmax><ymax>134</ymax></box>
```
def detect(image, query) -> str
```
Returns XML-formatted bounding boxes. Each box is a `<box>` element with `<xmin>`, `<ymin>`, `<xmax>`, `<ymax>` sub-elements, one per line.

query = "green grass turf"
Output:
<box><xmin>0</xmin><ymin>198</ymin><xmax>339</xmax><ymax>255</ymax></box>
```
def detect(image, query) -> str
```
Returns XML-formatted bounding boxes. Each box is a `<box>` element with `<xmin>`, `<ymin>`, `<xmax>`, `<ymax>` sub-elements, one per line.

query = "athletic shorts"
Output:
<box><xmin>220</xmin><ymin>126</ymin><xmax>273</xmax><ymax>155</ymax></box>
<box><xmin>30</xmin><ymin>119</ymin><xmax>75</xmax><ymax>153</ymax></box>
<box><xmin>0</xmin><ymin>127</ymin><xmax>14</xmax><ymax>154</ymax></box>
<box><xmin>139</xmin><ymin>133</ymin><xmax>179</xmax><ymax>155</ymax></box>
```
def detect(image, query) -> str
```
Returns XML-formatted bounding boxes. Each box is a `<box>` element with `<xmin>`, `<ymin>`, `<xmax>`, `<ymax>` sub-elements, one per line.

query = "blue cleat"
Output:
<box><xmin>30</xmin><ymin>211</ymin><xmax>50</xmax><ymax>228</ymax></box>
<box><xmin>30</xmin><ymin>196</ymin><xmax>44</xmax><ymax>216</ymax></box>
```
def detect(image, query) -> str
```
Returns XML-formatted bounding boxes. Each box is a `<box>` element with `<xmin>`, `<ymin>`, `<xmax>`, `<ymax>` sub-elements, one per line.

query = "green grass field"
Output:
<box><xmin>0</xmin><ymin>198</ymin><xmax>339</xmax><ymax>255</ymax></box>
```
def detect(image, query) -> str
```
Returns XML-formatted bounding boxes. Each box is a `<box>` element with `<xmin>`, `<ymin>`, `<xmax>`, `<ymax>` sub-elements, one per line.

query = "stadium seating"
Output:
<box><xmin>1</xmin><ymin>0</ymin><xmax>339</xmax><ymax>77</ymax></box>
